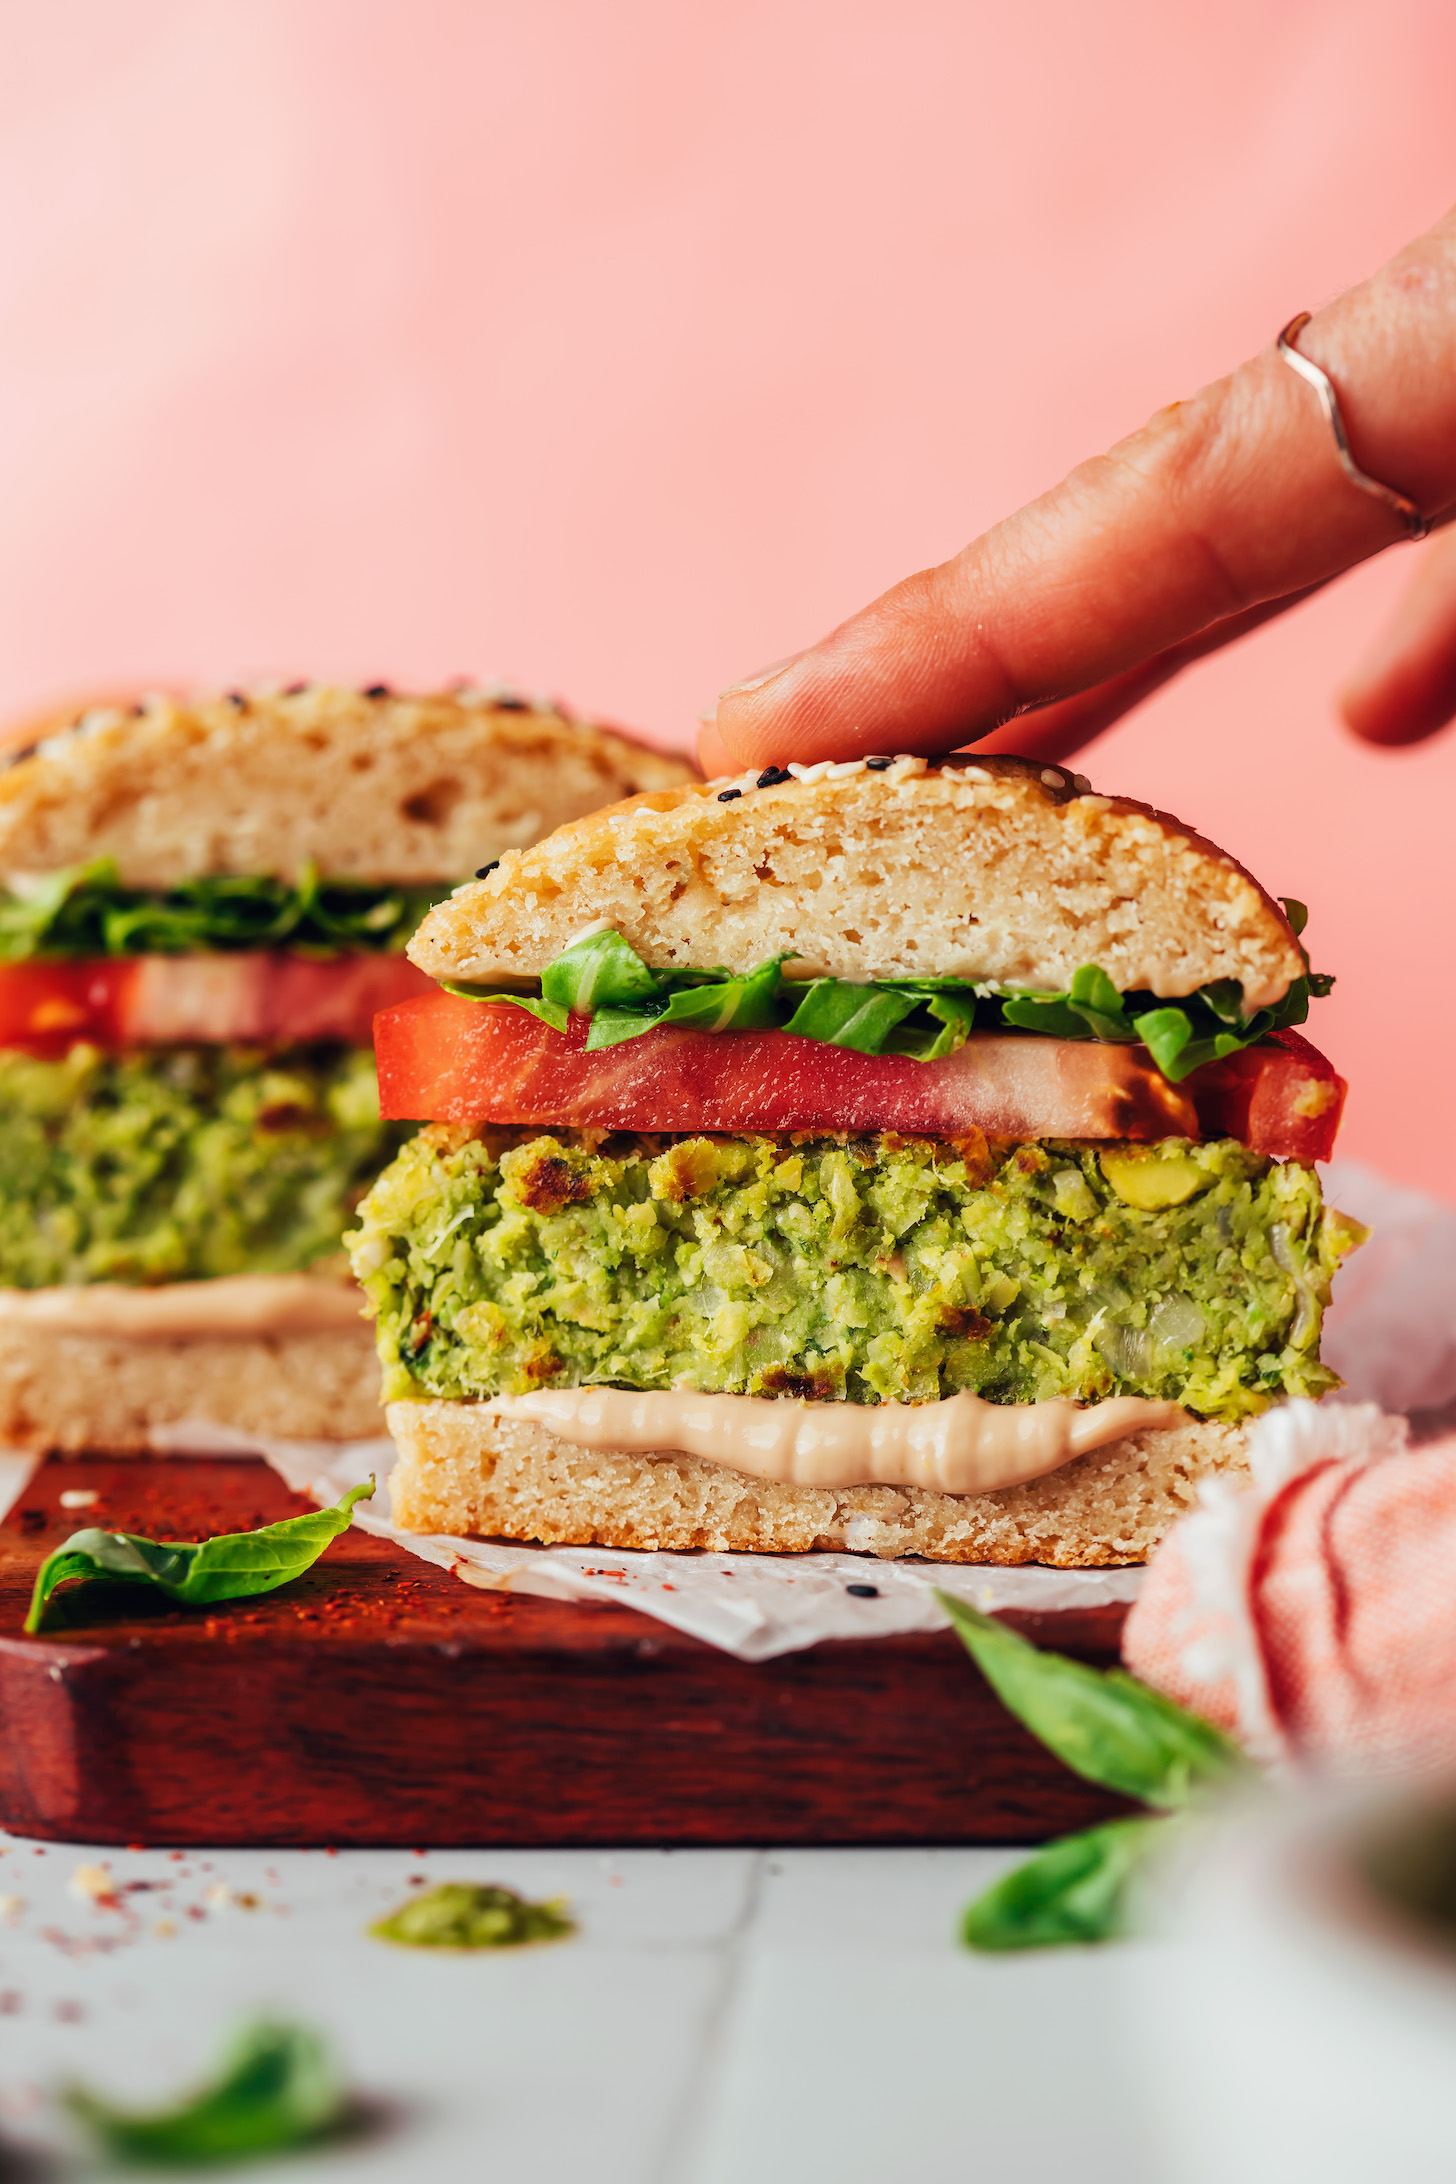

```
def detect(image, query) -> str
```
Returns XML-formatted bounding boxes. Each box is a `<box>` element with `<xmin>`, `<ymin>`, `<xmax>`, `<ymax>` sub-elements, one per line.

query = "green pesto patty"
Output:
<box><xmin>349</xmin><ymin>1128</ymin><xmax>1360</xmax><ymax>1421</ymax></box>
<box><xmin>0</xmin><ymin>1043</ymin><xmax>411</xmax><ymax>1287</ymax></box>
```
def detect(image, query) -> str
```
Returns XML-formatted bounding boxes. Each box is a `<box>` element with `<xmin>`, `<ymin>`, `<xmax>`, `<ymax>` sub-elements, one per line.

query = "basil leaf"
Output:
<box><xmin>25</xmin><ymin>1480</ymin><xmax>375</xmax><ymax>1633</ymax></box>
<box><xmin>542</xmin><ymin>928</ymin><xmax>663</xmax><ymax>1013</ymax></box>
<box><xmin>66</xmin><ymin>2019</ymin><xmax>344</xmax><ymax>2163</ymax></box>
<box><xmin>439</xmin><ymin>983</ymin><xmax>571</xmax><ymax>1033</ymax></box>
<box><xmin>937</xmin><ymin>1594</ymin><xmax>1247</xmax><ymax>1809</ymax></box>
<box><xmin>783</xmin><ymin>979</ymin><xmax>921</xmax><ymax>1053</ymax></box>
<box><xmin>961</xmin><ymin>1816</ymin><xmax>1167</xmax><ymax>1951</ymax></box>
<box><xmin>1280</xmin><ymin>896</ymin><xmax>1309</xmax><ymax>938</ymax></box>
<box><xmin>0</xmin><ymin>859</ymin><xmax>447</xmax><ymax>961</ymax></box>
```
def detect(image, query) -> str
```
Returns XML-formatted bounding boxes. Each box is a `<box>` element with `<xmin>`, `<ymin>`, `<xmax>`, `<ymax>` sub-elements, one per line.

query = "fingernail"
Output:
<box><xmin>718</xmin><ymin>652</ymin><xmax>804</xmax><ymax>703</ymax></box>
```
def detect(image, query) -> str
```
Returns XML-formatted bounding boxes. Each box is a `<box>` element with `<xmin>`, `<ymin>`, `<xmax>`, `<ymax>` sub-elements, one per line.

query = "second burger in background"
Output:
<box><xmin>0</xmin><ymin>683</ymin><xmax>694</xmax><ymax>1453</ymax></box>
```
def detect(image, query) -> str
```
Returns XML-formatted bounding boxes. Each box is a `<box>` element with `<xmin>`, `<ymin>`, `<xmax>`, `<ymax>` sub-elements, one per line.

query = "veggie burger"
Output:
<box><xmin>352</xmin><ymin>751</ymin><xmax>1361</xmax><ymax>1567</ymax></box>
<box><xmin>0</xmin><ymin>683</ymin><xmax>692</xmax><ymax>1453</ymax></box>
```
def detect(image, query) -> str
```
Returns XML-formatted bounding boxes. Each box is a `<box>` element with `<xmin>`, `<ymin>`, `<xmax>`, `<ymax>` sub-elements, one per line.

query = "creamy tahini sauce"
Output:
<box><xmin>0</xmin><ymin>1274</ymin><xmax>364</xmax><ymax>1340</ymax></box>
<box><xmin>490</xmin><ymin>1387</ymin><xmax>1185</xmax><ymax>1496</ymax></box>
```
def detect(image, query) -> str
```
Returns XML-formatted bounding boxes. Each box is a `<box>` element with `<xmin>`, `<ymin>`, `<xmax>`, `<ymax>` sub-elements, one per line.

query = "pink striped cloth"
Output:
<box><xmin>1121</xmin><ymin>1401</ymin><xmax>1456</xmax><ymax>1773</ymax></box>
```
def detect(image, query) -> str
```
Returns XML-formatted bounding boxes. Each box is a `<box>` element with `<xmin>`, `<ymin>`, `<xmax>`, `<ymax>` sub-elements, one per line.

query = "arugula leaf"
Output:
<box><xmin>25</xmin><ymin>1480</ymin><xmax>375</xmax><ymax>1634</ymax></box>
<box><xmin>585</xmin><ymin>1008</ymin><xmax>665</xmax><ymax>1049</ymax></box>
<box><xmin>446</xmin><ymin>925</ymin><xmax>1333</xmax><ymax>1085</ymax></box>
<box><xmin>783</xmin><ymin>979</ymin><xmax>921</xmax><ymax>1053</ymax></box>
<box><xmin>542</xmin><ymin>927</ymin><xmax>663</xmax><ymax>1013</ymax></box>
<box><xmin>0</xmin><ymin>859</ymin><xmax>448</xmax><ymax>961</ymax></box>
<box><xmin>370</xmin><ymin>1881</ymin><xmax>576</xmax><ymax>1950</ymax></box>
<box><xmin>961</xmin><ymin>1816</ymin><xmax>1168</xmax><ymax>1951</ymax></box>
<box><xmin>937</xmin><ymin>1594</ymin><xmax>1247</xmax><ymax>1809</ymax></box>
<box><xmin>584</xmin><ymin>955</ymin><xmax>789</xmax><ymax>1049</ymax></box>
<box><xmin>66</xmin><ymin>2019</ymin><xmax>344</xmax><ymax>2165</ymax></box>
<box><xmin>657</xmin><ymin>954</ymin><xmax>786</xmax><ymax>1033</ymax></box>
<box><xmin>884</xmin><ymin>989</ymin><xmax>979</xmax><ymax>1060</ymax></box>
<box><xmin>440</xmin><ymin>982</ymin><xmax>570</xmax><ymax>1033</ymax></box>
<box><xmin>1003</xmin><ymin>965</ymin><xmax>1139</xmax><ymax>1044</ymax></box>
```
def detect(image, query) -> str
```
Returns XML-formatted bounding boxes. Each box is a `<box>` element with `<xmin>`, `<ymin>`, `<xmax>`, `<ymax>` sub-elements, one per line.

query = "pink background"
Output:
<box><xmin>3</xmin><ymin>1</ymin><xmax>1454</xmax><ymax>1196</ymax></box>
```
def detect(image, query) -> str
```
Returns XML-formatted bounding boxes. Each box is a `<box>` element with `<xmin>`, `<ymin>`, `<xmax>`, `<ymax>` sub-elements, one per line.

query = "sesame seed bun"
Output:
<box><xmin>0</xmin><ymin>683</ymin><xmax>696</xmax><ymax>889</ymax></box>
<box><xmin>409</xmin><ymin>753</ymin><xmax>1306</xmax><ymax>1010</ymax></box>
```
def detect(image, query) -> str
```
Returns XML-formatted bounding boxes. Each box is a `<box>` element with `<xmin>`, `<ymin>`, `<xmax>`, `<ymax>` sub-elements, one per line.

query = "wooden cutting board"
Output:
<box><xmin>0</xmin><ymin>1455</ymin><xmax>1131</xmax><ymax>1848</ymax></box>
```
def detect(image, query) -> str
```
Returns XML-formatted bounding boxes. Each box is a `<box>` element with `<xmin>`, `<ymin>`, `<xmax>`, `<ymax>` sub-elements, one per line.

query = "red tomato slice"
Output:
<box><xmin>0</xmin><ymin>960</ymin><xmax>141</xmax><ymax>1048</ymax></box>
<box><xmin>374</xmin><ymin>991</ymin><xmax>1206</xmax><ymax>1140</ymax></box>
<box><xmin>0</xmin><ymin>954</ymin><xmax>432</xmax><ymax>1053</ymax></box>
<box><xmin>1188</xmin><ymin>1028</ymin><xmax>1346</xmax><ymax>1164</ymax></box>
<box><xmin>374</xmin><ymin>993</ymin><xmax>1346</xmax><ymax>1159</ymax></box>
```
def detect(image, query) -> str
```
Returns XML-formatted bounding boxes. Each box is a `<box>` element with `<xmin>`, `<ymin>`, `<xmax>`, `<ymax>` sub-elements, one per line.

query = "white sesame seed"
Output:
<box><xmin>1070</xmin><ymin>772</ymin><xmax>1093</xmax><ymax>794</ymax></box>
<box><xmin>59</xmin><ymin>1489</ymin><xmax>98</xmax><ymax>1510</ymax></box>
<box><xmin>786</xmin><ymin>760</ymin><xmax>833</xmax><ymax>783</ymax></box>
<box><xmin>1041</xmin><ymin>769</ymin><xmax>1064</xmax><ymax>788</ymax></box>
<box><xmin>954</xmin><ymin>764</ymin><xmax>993</xmax><ymax>783</ymax></box>
<box><xmin>1078</xmin><ymin>793</ymin><xmax>1113</xmax><ymax>814</ymax></box>
<box><xmin>825</xmin><ymin>758</ymin><xmax>866</xmax><ymax>778</ymax></box>
<box><xmin>885</xmin><ymin>754</ymin><xmax>927</xmax><ymax>781</ymax></box>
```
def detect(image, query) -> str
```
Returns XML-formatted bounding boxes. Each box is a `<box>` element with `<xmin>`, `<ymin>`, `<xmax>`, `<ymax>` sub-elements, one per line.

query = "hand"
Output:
<box><xmin>703</xmin><ymin>207</ymin><xmax>1456</xmax><ymax>775</ymax></box>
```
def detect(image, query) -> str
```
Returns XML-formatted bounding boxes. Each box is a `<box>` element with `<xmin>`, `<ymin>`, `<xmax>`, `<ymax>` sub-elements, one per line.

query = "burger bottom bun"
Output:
<box><xmin>385</xmin><ymin>1400</ymin><xmax>1250</xmax><ymax>1567</ymax></box>
<box><xmin>0</xmin><ymin>1322</ymin><xmax>382</xmax><ymax>1454</ymax></box>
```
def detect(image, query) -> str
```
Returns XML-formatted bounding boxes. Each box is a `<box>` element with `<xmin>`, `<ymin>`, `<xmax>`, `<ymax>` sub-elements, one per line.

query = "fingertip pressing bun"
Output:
<box><xmin>0</xmin><ymin>683</ymin><xmax>697</xmax><ymax>888</ymax></box>
<box><xmin>409</xmin><ymin>753</ymin><xmax>1306</xmax><ymax>1010</ymax></box>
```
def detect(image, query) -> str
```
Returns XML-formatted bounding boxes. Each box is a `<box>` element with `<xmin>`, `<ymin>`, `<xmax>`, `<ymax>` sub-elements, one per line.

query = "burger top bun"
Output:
<box><xmin>411</xmin><ymin>753</ymin><xmax>1307</xmax><ymax>1011</ymax></box>
<box><xmin>0</xmin><ymin>684</ymin><xmax>696</xmax><ymax>888</ymax></box>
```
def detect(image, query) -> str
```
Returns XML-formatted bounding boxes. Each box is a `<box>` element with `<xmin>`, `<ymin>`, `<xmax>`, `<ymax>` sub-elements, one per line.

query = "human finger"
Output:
<box><xmin>1340</xmin><ymin>518</ymin><xmax>1456</xmax><ymax>746</ymax></box>
<box><xmin>971</xmin><ymin>586</ymin><xmax>1330</xmax><ymax>763</ymax></box>
<box><xmin>711</xmin><ymin>208</ymin><xmax>1456</xmax><ymax>770</ymax></box>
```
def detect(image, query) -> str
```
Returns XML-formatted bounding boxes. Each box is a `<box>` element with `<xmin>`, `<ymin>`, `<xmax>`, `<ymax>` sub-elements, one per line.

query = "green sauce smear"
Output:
<box><xmin>370</xmin><ymin>1882</ymin><xmax>576</xmax><ymax>1950</ymax></box>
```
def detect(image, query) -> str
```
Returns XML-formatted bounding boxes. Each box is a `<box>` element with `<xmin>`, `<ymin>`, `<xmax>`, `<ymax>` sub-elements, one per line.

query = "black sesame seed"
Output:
<box><xmin>864</xmin><ymin>755</ymin><xmax>893</xmax><ymax>770</ymax></box>
<box><xmin>474</xmin><ymin>860</ymin><xmax>500</xmax><ymax>878</ymax></box>
<box><xmin>494</xmin><ymin>696</ymin><xmax>528</xmax><ymax>712</ymax></box>
<box><xmin>846</xmin><ymin>1582</ymin><xmax>879</xmax><ymax>1598</ymax></box>
<box><xmin>226</xmin><ymin>691</ymin><xmax>247</xmax><ymax>709</ymax></box>
<box><xmin>363</xmin><ymin>682</ymin><xmax>391</xmax><ymax>698</ymax></box>
<box><xmin>756</xmin><ymin>766</ymin><xmax>791</xmax><ymax>788</ymax></box>
<box><xmin>717</xmin><ymin>787</ymin><xmax>742</xmax><ymax>802</ymax></box>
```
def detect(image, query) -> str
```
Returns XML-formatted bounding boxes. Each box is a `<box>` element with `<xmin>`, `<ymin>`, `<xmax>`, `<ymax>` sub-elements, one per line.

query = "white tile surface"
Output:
<box><xmin>0</xmin><ymin>1837</ymin><xmax>1157</xmax><ymax>2181</ymax></box>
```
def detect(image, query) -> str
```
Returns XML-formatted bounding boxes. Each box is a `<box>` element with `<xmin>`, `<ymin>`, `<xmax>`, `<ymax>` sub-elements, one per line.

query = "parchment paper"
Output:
<box><xmin>3</xmin><ymin>1159</ymin><xmax>1451</xmax><ymax>1661</ymax></box>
